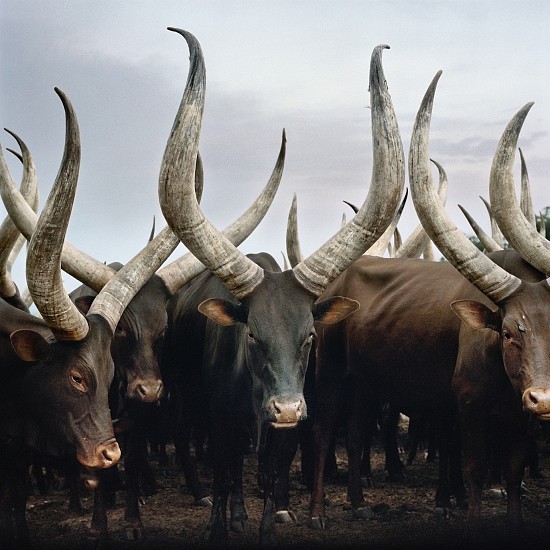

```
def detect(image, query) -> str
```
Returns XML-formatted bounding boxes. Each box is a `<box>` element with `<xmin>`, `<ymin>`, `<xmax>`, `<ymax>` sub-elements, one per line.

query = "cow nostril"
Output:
<box><xmin>136</xmin><ymin>381</ymin><xmax>163</xmax><ymax>399</ymax></box>
<box><xmin>101</xmin><ymin>441</ymin><xmax>121</xmax><ymax>465</ymax></box>
<box><xmin>529</xmin><ymin>391</ymin><xmax>539</xmax><ymax>406</ymax></box>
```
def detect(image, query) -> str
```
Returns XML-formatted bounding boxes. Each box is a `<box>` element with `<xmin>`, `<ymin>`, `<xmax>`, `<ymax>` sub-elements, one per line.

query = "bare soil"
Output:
<box><xmin>25</xmin><ymin>432</ymin><xmax>550</xmax><ymax>549</ymax></box>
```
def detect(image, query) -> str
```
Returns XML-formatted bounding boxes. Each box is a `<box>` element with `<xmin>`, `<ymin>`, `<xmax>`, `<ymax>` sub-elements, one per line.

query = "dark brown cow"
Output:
<box><xmin>158</xmin><ymin>28</ymin><xmax>404</xmax><ymax>546</ymax></box>
<box><xmin>308</xmin><ymin>70</ymin><xmax>550</xmax><ymax>547</ymax></box>
<box><xmin>409</xmin><ymin>71</ymin><xmax>550</xmax><ymax>542</ymax></box>
<box><xmin>309</xmin><ymin>254</ymin><xmax>466</xmax><ymax>528</ymax></box>
<box><xmin>0</xmin><ymin>88</ymin><xmax>168</xmax><ymax>546</ymax></box>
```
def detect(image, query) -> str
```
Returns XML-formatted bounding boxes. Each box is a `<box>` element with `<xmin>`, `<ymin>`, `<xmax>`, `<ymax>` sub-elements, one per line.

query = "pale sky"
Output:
<box><xmin>1</xmin><ymin>1</ymin><xmax>549</xmax><ymax>292</ymax></box>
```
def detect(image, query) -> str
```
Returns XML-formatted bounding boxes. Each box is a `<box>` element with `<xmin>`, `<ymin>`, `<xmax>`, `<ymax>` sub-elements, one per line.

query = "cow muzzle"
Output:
<box><xmin>267</xmin><ymin>395</ymin><xmax>306</xmax><ymax>429</ymax></box>
<box><xmin>522</xmin><ymin>387</ymin><xmax>550</xmax><ymax>420</ymax></box>
<box><xmin>76</xmin><ymin>438</ymin><xmax>122</xmax><ymax>469</ymax></box>
<box><xmin>128</xmin><ymin>378</ymin><xmax>164</xmax><ymax>403</ymax></box>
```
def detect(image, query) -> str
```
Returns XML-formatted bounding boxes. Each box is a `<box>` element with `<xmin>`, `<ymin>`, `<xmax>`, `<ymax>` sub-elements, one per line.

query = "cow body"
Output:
<box><xmin>69</xmin><ymin>266</ymin><xmax>172</xmax><ymax>541</ymax></box>
<box><xmin>165</xmin><ymin>253</ymin><xmax>357</xmax><ymax>545</ymax></box>
<box><xmin>310</xmin><ymin>255</ymin><xmax>465</xmax><ymax>526</ymax></box>
<box><xmin>0</xmin><ymin>298</ymin><xmax>119</xmax><ymax>546</ymax></box>
<box><xmin>310</xmin><ymin>250</ymin><xmax>549</xmax><ymax>532</ymax></box>
<box><xmin>450</xmin><ymin>251</ymin><xmax>550</xmax><ymax>540</ymax></box>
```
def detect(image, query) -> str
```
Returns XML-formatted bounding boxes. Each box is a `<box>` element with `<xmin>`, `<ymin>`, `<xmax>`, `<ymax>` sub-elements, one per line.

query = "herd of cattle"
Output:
<box><xmin>0</xmin><ymin>27</ymin><xmax>549</xmax><ymax>548</ymax></box>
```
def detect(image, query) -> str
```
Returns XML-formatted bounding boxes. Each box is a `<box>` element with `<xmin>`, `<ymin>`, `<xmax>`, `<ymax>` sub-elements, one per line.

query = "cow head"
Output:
<box><xmin>409</xmin><ymin>70</ymin><xmax>550</xmax><ymax>422</ymax></box>
<box><xmin>71</xmin><ymin>270</ymin><xmax>168</xmax><ymax>405</ymax></box>
<box><xmin>198</xmin><ymin>266</ymin><xmax>359</xmax><ymax>429</ymax></box>
<box><xmin>110</xmin><ymin>276</ymin><xmax>168</xmax><ymax>403</ymax></box>
<box><xmin>9</xmin><ymin>314</ymin><xmax>120</xmax><ymax>468</ymax></box>
<box><xmin>451</xmin><ymin>288</ymin><xmax>550</xmax><ymax>420</ymax></box>
<box><xmin>0</xmin><ymin>88</ymin><xmax>182</xmax><ymax>467</ymax></box>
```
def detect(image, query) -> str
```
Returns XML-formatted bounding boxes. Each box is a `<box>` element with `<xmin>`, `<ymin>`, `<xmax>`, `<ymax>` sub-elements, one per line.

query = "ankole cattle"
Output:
<box><xmin>158</xmin><ymin>28</ymin><xmax>404</xmax><ymax>546</ymax></box>
<box><xmin>0</xmin><ymin>87</ymin><xmax>164</xmax><ymax>545</ymax></box>
<box><xmin>409</xmin><ymin>71</ymin><xmax>550</xmax><ymax>541</ymax></box>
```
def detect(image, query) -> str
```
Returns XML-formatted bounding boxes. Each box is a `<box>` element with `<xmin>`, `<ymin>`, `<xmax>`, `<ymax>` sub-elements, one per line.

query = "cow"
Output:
<box><xmin>0</xmin><ymin>87</ymin><xmax>177</xmax><ymax>546</ymax></box>
<box><xmin>308</xmin><ymin>70</ymin><xmax>550</xmax><ymax>545</ymax></box>
<box><xmin>286</xmin><ymin>173</ymin><xmax>448</xmax><ymax>498</ymax></box>
<box><xmin>157</xmin><ymin>28</ymin><xmax>404</xmax><ymax>546</ymax></box>
<box><xmin>2</xmin><ymin>105</ymin><xmax>286</xmax><ymax>544</ymax></box>
<box><xmin>409</xmin><ymin>70</ymin><xmax>550</xmax><ymax>542</ymax></box>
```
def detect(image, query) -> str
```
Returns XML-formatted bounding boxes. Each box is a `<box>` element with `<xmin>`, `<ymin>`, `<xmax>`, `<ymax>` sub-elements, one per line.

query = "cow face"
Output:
<box><xmin>199</xmin><ymin>270</ymin><xmax>359</xmax><ymax>430</ymax></box>
<box><xmin>9</xmin><ymin>314</ymin><xmax>120</xmax><ymax>469</ymax></box>
<box><xmin>110</xmin><ymin>276</ymin><xmax>168</xmax><ymax>404</ymax></box>
<box><xmin>451</xmin><ymin>280</ymin><xmax>550</xmax><ymax>421</ymax></box>
<box><xmin>73</xmin><ymin>272</ymin><xmax>168</xmax><ymax>404</ymax></box>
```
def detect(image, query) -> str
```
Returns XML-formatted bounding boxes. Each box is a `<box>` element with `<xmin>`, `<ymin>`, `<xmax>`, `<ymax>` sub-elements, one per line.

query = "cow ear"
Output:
<box><xmin>74</xmin><ymin>295</ymin><xmax>95</xmax><ymax>314</ymax></box>
<box><xmin>10</xmin><ymin>329</ymin><xmax>53</xmax><ymax>362</ymax></box>
<box><xmin>450</xmin><ymin>300</ymin><xmax>500</xmax><ymax>331</ymax></box>
<box><xmin>313</xmin><ymin>296</ymin><xmax>360</xmax><ymax>325</ymax></box>
<box><xmin>198</xmin><ymin>298</ymin><xmax>244</xmax><ymax>326</ymax></box>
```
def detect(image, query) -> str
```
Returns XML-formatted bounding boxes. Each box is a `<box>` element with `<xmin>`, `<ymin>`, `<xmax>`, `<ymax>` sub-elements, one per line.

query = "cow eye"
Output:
<box><xmin>503</xmin><ymin>331</ymin><xmax>512</xmax><ymax>341</ymax></box>
<box><xmin>70</xmin><ymin>369</ymin><xmax>87</xmax><ymax>392</ymax></box>
<box><xmin>247</xmin><ymin>332</ymin><xmax>255</xmax><ymax>341</ymax></box>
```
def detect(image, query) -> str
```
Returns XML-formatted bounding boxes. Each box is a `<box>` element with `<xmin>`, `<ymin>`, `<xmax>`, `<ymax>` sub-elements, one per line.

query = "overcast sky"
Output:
<box><xmin>1</xmin><ymin>1</ymin><xmax>549</xmax><ymax>292</ymax></box>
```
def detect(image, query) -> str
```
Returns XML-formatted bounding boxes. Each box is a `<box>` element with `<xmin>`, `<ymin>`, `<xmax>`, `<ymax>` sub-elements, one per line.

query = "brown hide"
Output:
<box><xmin>317</xmin><ymin>256</ymin><xmax>467</xmax><ymax>415</ymax></box>
<box><xmin>311</xmin><ymin>250</ymin><xmax>550</xmax><ymax>527</ymax></box>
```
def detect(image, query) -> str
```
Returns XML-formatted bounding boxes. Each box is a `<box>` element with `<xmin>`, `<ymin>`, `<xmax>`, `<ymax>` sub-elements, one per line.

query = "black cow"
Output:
<box><xmin>157</xmin><ymin>28</ymin><xmax>404</xmax><ymax>546</ymax></box>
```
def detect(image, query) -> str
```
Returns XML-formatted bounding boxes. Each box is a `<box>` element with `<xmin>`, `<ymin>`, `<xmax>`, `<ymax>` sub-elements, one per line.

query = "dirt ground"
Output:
<box><xmin>24</xmin><ymin>427</ymin><xmax>550</xmax><ymax>550</ymax></box>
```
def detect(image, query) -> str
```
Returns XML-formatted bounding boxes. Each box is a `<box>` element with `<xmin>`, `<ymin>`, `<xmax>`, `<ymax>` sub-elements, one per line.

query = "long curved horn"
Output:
<box><xmin>281</xmin><ymin>251</ymin><xmax>289</xmax><ymax>271</ymax></box>
<box><xmin>0</xmin><ymin>131</ymin><xmax>116</xmax><ymax>292</ymax></box>
<box><xmin>479</xmin><ymin>196</ymin><xmax>505</xmax><ymax>248</ymax></box>
<box><xmin>458</xmin><ymin>204</ymin><xmax>502</xmax><ymax>253</ymax></box>
<box><xmin>292</xmin><ymin>44</ymin><xmax>405</xmax><ymax>296</ymax></box>
<box><xmin>409</xmin><ymin>71</ymin><xmax>521</xmax><ymax>303</ymax></box>
<box><xmin>26</xmin><ymin>88</ymin><xmax>89</xmax><ymax>340</ymax></box>
<box><xmin>286</xmin><ymin>193</ymin><xmax>304</xmax><ymax>267</ymax></box>
<box><xmin>395</xmin><ymin>159</ymin><xmax>447</xmax><ymax>258</ymax></box>
<box><xmin>148</xmin><ymin>216</ymin><xmax>156</xmax><ymax>243</ymax></box>
<box><xmin>366</xmin><ymin>188</ymin><xmax>407</xmax><ymax>256</ymax></box>
<box><xmin>159</xmin><ymin>32</ymin><xmax>403</xmax><ymax>299</ymax></box>
<box><xmin>519</xmin><ymin>148</ymin><xmax>536</xmax><ymax>228</ymax></box>
<box><xmin>0</xmin><ymin>142</ymin><xmax>38</xmax><ymax>298</ymax></box>
<box><xmin>88</xmin><ymin>225</ymin><xmax>179</xmax><ymax>332</ymax></box>
<box><xmin>423</xmin><ymin>242</ymin><xmax>435</xmax><ymax>261</ymax></box>
<box><xmin>156</xmin><ymin>127</ymin><xmax>286</xmax><ymax>295</ymax></box>
<box><xmin>159</xmin><ymin>28</ymin><xmax>287</xmax><ymax>299</ymax></box>
<box><xmin>487</xmin><ymin>103</ymin><xmax>550</xmax><ymax>275</ymax></box>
